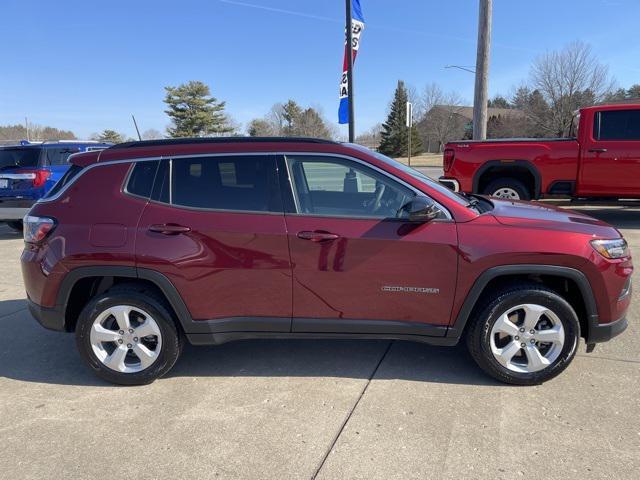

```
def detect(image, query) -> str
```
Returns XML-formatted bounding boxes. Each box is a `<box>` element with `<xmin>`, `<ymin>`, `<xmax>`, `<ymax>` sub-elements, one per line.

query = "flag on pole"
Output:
<box><xmin>338</xmin><ymin>0</ymin><xmax>365</xmax><ymax>124</ymax></box>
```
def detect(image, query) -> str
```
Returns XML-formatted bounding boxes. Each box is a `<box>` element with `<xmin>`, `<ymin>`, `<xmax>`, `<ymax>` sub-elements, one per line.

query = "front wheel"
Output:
<box><xmin>466</xmin><ymin>284</ymin><xmax>580</xmax><ymax>385</ymax></box>
<box><xmin>75</xmin><ymin>287</ymin><xmax>183</xmax><ymax>385</ymax></box>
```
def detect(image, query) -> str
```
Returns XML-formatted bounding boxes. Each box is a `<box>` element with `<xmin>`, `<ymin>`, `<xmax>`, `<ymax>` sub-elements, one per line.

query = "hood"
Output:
<box><xmin>488</xmin><ymin>198</ymin><xmax>620</xmax><ymax>238</ymax></box>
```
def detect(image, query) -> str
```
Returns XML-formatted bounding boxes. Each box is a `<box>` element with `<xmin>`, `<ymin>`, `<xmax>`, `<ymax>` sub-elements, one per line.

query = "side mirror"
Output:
<box><xmin>402</xmin><ymin>197</ymin><xmax>441</xmax><ymax>223</ymax></box>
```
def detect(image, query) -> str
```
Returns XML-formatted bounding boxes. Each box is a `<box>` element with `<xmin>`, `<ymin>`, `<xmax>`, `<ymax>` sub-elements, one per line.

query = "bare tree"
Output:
<box><xmin>531</xmin><ymin>41</ymin><xmax>615</xmax><ymax>136</ymax></box>
<box><xmin>141</xmin><ymin>129</ymin><xmax>163</xmax><ymax>140</ymax></box>
<box><xmin>355</xmin><ymin>123</ymin><xmax>383</xmax><ymax>149</ymax></box>
<box><xmin>417</xmin><ymin>83</ymin><xmax>467</xmax><ymax>152</ymax></box>
<box><xmin>248</xmin><ymin>101</ymin><xmax>335</xmax><ymax>139</ymax></box>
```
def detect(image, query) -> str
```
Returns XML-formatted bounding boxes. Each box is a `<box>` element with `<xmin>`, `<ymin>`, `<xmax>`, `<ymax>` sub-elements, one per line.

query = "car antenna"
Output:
<box><xmin>131</xmin><ymin>114</ymin><xmax>142</xmax><ymax>141</ymax></box>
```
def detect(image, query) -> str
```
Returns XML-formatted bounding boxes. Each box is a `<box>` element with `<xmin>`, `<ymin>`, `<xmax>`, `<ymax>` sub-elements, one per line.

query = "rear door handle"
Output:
<box><xmin>149</xmin><ymin>224</ymin><xmax>191</xmax><ymax>235</ymax></box>
<box><xmin>297</xmin><ymin>230</ymin><xmax>340</xmax><ymax>242</ymax></box>
<box><xmin>588</xmin><ymin>148</ymin><xmax>608</xmax><ymax>153</ymax></box>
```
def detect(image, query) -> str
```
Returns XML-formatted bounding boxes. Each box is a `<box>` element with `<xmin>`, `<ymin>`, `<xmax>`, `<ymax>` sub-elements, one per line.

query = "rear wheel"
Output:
<box><xmin>466</xmin><ymin>284</ymin><xmax>580</xmax><ymax>385</ymax></box>
<box><xmin>75</xmin><ymin>287</ymin><xmax>183</xmax><ymax>385</ymax></box>
<box><xmin>483</xmin><ymin>178</ymin><xmax>531</xmax><ymax>200</ymax></box>
<box><xmin>5</xmin><ymin>221</ymin><xmax>23</xmax><ymax>232</ymax></box>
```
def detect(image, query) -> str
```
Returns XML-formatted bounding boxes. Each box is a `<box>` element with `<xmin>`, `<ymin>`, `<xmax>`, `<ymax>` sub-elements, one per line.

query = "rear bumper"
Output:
<box><xmin>438</xmin><ymin>177</ymin><xmax>460</xmax><ymax>192</ymax></box>
<box><xmin>586</xmin><ymin>315</ymin><xmax>628</xmax><ymax>344</ymax></box>
<box><xmin>28</xmin><ymin>299</ymin><xmax>66</xmax><ymax>332</ymax></box>
<box><xmin>0</xmin><ymin>198</ymin><xmax>33</xmax><ymax>221</ymax></box>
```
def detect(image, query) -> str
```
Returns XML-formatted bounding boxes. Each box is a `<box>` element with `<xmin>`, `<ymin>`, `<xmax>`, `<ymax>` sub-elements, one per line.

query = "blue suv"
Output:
<box><xmin>0</xmin><ymin>140</ymin><xmax>111</xmax><ymax>230</ymax></box>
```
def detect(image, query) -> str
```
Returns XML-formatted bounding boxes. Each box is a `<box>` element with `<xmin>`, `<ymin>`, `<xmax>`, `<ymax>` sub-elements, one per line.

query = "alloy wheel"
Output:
<box><xmin>489</xmin><ymin>303</ymin><xmax>565</xmax><ymax>373</ymax></box>
<box><xmin>89</xmin><ymin>305</ymin><xmax>163</xmax><ymax>373</ymax></box>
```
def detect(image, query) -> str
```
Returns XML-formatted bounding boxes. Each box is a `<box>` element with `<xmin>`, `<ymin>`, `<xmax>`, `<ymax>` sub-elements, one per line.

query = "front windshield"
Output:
<box><xmin>0</xmin><ymin>147</ymin><xmax>42</xmax><ymax>170</ymax></box>
<box><xmin>347</xmin><ymin>143</ymin><xmax>470</xmax><ymax>207</ymax></box>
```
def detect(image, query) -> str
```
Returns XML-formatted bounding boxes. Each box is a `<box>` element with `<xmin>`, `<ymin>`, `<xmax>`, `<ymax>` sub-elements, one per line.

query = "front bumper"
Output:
<box><xmin>0</xmin><ymin>198</ymin><xmax>34</xmax><ymax>221</ymax></box>
<box><xmin>586</xmin><ymin>315</ymin><xmax>628</xmax><ymax>344</ymax></box>
<box><xmin>28</xmin><ymin>299</ymin><xmax>66</xmax><ymax>332</ymax></box>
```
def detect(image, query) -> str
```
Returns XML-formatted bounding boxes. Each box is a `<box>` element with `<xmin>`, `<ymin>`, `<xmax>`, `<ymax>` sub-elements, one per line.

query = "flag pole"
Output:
<box><xmin>345</xmin><ymin>0</ymin><xmax>355</xmax><ymax>142</ymax></box>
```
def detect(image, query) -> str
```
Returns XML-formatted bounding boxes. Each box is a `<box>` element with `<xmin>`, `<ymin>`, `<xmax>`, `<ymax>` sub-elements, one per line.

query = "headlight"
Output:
<box><xmin>590</xmin><ymin>238</ymin><xmax>630</xmax><ymax>259</ymax></box>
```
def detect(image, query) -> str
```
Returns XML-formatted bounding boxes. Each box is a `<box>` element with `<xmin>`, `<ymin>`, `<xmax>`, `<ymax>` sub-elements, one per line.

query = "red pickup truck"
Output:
<box><xmin>439</xmin><ymin>104</ymin><xmax>640</xmax><ymax>201</ymax></box>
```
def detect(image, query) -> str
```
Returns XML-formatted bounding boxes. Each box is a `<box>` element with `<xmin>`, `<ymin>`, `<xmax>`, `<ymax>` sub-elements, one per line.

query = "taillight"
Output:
<box><xmin>16</xmin><ymin>169</ymin><xmax>51</xmax><ymax>188</ymax></box>
<box><xmin>23</xmin><ymin>215</ymin><xmax>56</xmax><ymax>243</ymax></box>
<box><xmin>443</xmin><ymin>149</ymin><xmax>455</xmax><ymax>172</ymax></box>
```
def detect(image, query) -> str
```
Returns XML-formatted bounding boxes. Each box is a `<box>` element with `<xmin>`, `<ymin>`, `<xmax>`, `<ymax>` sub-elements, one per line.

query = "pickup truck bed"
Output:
<box><xmin>439</xmin><ymin>104</ymin><xmax>640</xmax><ymax>200</ymax></box>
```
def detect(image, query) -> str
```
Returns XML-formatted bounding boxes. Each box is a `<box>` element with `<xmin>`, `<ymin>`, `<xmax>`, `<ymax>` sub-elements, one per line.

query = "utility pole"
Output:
<box><xmin>472</xmin><ymin>0</ymin><xmax>492</xmax><ymax>140</ymax></box>
<box><xmin>345</xmin><ymin>0</ymin><xmax>355</xmax><ymax>142</ymax></box>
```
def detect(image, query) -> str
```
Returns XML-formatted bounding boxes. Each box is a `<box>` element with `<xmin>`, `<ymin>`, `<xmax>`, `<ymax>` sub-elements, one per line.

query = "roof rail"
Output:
<box><xmin>41</xmin><ymin>139</ymin><xmax>106</xmax><ymax>144</ymax></box>
<box><xmin>109</xmin><ymin>136</ymin><xmax>339</xmax><ymax>150</ymax></box>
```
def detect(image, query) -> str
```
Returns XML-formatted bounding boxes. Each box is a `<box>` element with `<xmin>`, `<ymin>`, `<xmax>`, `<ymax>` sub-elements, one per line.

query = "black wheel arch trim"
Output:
<box><xmin>54</xmin><ymin>266</ymin><xmax>452</xmax><ymax>339</ymax></box>
<box><xmin>55</xmin><ymin>266</ymin><xmax>195</xmax><ymax>332</ymax></box>
<box><xmin>473</xmin><ymin>160</ymin><xmax>541</xmax><ymax>198</ymax></box>
<box><xmin>446</xmin><ymin>265</ymin><xmax>600</xmax><ymax>341</ymax></box>
<box><xmin>53</xmin><ymin>264</ymin><xmax>616</xmax><ymax>345</ymax></box>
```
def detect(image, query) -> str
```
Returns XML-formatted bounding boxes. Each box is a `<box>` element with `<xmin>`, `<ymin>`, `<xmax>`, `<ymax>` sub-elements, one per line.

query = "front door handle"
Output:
<box><xmin>149</xmin><ymin>224</ymin><xmax>191</xmax><ymax>235</ymax></box>
<box><xmin>297</xmin><ymin>230</ymin><xmax>340</xmax><ymax>242</ymax></box>
<box><xmin>588</xmin><ymin>148</ymin><xmax>608</xmax><ymax>153</ymax></box>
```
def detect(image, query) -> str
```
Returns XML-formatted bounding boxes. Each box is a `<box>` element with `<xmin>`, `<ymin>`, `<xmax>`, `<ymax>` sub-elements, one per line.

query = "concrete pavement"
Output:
<box><xmin>0</xmin><ymin>199</ymin><xmax>638</xmax><ymax>479</ymax></box>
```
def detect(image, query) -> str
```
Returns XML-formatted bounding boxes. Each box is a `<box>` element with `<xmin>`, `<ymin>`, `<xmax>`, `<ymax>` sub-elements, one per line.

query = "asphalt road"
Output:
<box><xmin>0</xmin><ymin>177</ymin><xmax>638</xmax><ymax>479</ymax></box>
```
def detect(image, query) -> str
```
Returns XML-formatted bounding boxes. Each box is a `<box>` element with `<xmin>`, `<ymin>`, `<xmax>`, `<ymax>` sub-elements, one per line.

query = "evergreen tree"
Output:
<box><xmin>281</xmin><ymin>100</ymin><xmax>303</xmax><ymax>135</ymax></box>
<box><xmin>96</xmin><ymin>129</ymin><xmax>124</xmax><ymax>144</ymax></box>
<box><xmin>378</xmin><ymin>81</ymin><xmax>422</xmax><ymax>157</ymax></box>
<box><xmin>488</xmin><ymin>95</ymin><xmax>511</xmax><ymax>109</ymax></box>
<box><xmin>164</xmin><ymin>80</ymin><xmax>232</xmax><ymax>137</ymax></box>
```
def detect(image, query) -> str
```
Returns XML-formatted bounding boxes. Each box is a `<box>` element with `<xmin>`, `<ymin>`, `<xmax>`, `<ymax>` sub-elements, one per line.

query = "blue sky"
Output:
<box><xmin>1</xmin><ymin>0</ymin><xmax>639</xmax><ymax>139</ymax></box>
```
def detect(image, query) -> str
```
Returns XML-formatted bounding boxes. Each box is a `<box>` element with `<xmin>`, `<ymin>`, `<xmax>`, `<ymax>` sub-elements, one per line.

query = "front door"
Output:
<box><xmin>283</xmin><ymin>154</ymin><xmax>458</xmax><ymax>335</ymax></box>
<box><xmin>579</xmin><ymin>108</ymin><xmax>640</xmax><ymax>197</ymax></box>
<box><xmin>135</xmin><ymin>155</ymin><xmax>292</xmax><ymax>329</ymax></box>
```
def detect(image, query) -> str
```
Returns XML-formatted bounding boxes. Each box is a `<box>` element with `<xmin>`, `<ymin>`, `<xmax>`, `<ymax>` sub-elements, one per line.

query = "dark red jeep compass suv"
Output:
<box><xmin>21</xmin><ymin>138</ymin><xmax>632</xmax><ymax>385</ymax></box>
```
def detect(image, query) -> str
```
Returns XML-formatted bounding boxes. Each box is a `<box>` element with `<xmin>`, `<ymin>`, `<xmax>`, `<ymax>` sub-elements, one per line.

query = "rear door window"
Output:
<box><xmin>43</xmin><ymin>147</ymin><xmax>81</xmax><ymax>165</ymax></box>
<box><xmin>157</xmin><ymin>156</ymin><xmax>282</xmax><ymax>213</ymax></box>
<box><xmin>594</xmin><ymin>110</ymin><xmax>640</xmax><ymax>140</ymax></box>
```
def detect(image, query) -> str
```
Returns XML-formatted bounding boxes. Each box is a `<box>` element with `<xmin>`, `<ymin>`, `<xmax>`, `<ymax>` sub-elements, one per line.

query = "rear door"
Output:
<box><xmin>282</xmin><ymin>154</ymin><xmax>458</xmax><ymax>335</ymax></box>
<box><xmin>579</xmin><ymin>108</ymin><xmax>640</xmax><ymax>197</ymax></box>
<box><xmin>134</xmin><ymin>154</ymin><xmax>293</xmax><ymax>330</ymax></box>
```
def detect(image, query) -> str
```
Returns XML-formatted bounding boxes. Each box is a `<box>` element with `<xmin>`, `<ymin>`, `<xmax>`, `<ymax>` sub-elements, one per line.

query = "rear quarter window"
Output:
<box><xmin>126</xmin><ymin>161</ymin><xmax>160</xmax><ymax>199</ymax></box>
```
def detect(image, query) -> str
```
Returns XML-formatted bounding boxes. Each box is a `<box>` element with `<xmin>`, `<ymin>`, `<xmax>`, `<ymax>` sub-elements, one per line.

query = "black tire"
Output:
<box><xmin>483</xmin><ymin>178</ymin><xmax>531</xmax><ymax>200</ymax></box>
<box><xmin>6</xmin><ymin>221</ymin><xmax>23</xmax><ymax>232</ymax></box>
<box><xmin>466</xmin><ymin>283</ymin><xmax>580</xmax><ymax>385</ymax></box>
<box><xmin>75</xmin><ymin>285</ymin><xmax>183</xmax><ymax>385</ymax></box>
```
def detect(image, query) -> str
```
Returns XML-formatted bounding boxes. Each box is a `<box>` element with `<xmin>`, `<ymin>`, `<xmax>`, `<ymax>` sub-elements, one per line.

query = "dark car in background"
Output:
<box><xmin>0</xmin><ymin>140</ymin><xmax>111</xmax><ymax>230</ymax></box>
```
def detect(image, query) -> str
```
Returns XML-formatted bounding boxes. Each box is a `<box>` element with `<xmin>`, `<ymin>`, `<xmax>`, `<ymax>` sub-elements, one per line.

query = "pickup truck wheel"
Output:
<box><xmin>5</xmin><ymin>221</ymin><xmax>23</xmax><ymax>232</ymax></box>
<box><xmin>466</xmin><ymin>284</ymin><xmax>579</xmax><ymax>385</ymax></box>
<box><xmin>484</xmin><ymin>178</ymin><xmax>530</xmax><ymax>200</ymax></box>
<box><xmin>75</xmin><ymin>288</ymin><xmax>183</xmax><ymax>385</ymax></box>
